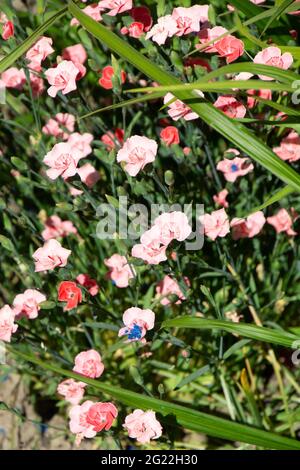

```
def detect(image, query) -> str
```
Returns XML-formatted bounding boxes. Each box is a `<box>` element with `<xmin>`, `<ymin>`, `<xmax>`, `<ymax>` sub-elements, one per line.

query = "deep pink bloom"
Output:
<box><xmin>1</xmin><ymin>67</ymin><xmax>26</xmax><ymax>89</ymax></box>
<box><xmin>156</xmin><ymin>275</ymin><xmax>187</xmax><ymax>306</ymax></box>
<box><xmin>231</xmin><ymin>212</ymin><xmax>266</xmax><ymax>240</ymax></box>
<box><xmin>33</xmin><ymin>239</ymin><xmax>71</xmax><ymax>272</ymax></box>
<box><xmin>2</xmin><ymin>20</ymin><xmax>14</xmax><ymax>40</ymax></box>
<box><xmin>214</xmin><ymin>96</ymin><xmax>246</xmax><ymax>118</ymax></box>
<box><xmin>253</xmin><ymin>47</ymin><xmax>293</xmax><ymax>80</ymax></box>
<box><xmin>247</xmin><ymin>88</ymin><xmax>272</xmax><ymax>109</ymax></box>
<box><xmin>197</xmin><ymin>26</ymin><xmax>229</xmax><ymax>53</ymax></box>
<box><xmin>122</xmin><ymin>22</ymin><xmax>145</xmax><ymax>38</ymax></box>
<box><xmin>132</xmin><ymin>225</ymin><xmax>168</xmax><ymax>265</ymax></box>
<box><xmin>77</xmin><ymin>163</ymin><xmax>100</xmax><ymax>188</ymax></box>
<box><xmin>76</xmin><ymin>274</ymin><xmax>99</xmax><ymax>296</ymax></box>
<box><xmin>101</xmin><ymin>128</ymin><xmax>124</xmax><ymax>149</ymax></box>
<box><xmin>267</xmin><ymin>209</ymin><xmax>297</xmax><ymax>236</ymax></box>
<box><xmin>86</xmin><ymin>402</ymin><xmax>118</xmax><ymax>432</ymax></box>
<box><xmin>117</xmin><ymin>135</ymin><xmax>158</xmax><ymax>176</ymax></box>
<box><xmin>29</xmin><ymin>73</ymin><xmax>45</xmax><ymax>97</ymax></box>
<box><xmin>73</xmin><ymin>350</ymin><xmax>104</xmax><ymax>379</ymax></box>
<box><xmin>98</xmin><ymin>0</ymin><xmax>132</xmax><ymax>16</ymax></box>
<box><xmin>164</xmin><ymin>93</ymin><xmax>199</xmax><ymax>121</ymax></box>
<box><xmin>104</xmin><ymin>254</ymin><xmax>135</xmax><ymax>288</ymax></box>
<box><xmin>13</xmin><ymin>289</ymin><xmax>46</xmax><ymax>319</ymax></box>
<box><xmin>217</xmin><ymin>156</ymin><xmax>254</xmax><ymax>182</ymax></box>
<box><xmin>130</xmin><ymin>6</ymin><xmax>153</xmax><ymax>32</ymax></box>
<box><xmin>214</xmin><ymin>35</ymin><xmax>244</xmax><ymax>63</ymax></box>
<box><xmin>213</xmin><ymin>189</ymin><xmax>229</xmax><ymax>208</ymax></box>
<box><xmin>45</xmin><ymin>60</ymin><xmax>79</xmax><ymax>97</ymax></box>
<box><xmin>273</xmin><ymin>131</ymin><xmax>300</xmax><ymax>163</ymax></box>
<box><xmin>160</xmin><ymin>126</ymin><xmax>180</xmax><ymax>146</ymax></box>
<box><xmin>43</xmin><ymin>142</ymin><xmax>83</xmax><ymax>180</ymax></box>
<box><xmin>58</xmin><ymin>281</ymin><xmax>82</xmax><ymax>311</ymax></box>
<box><xmin>123</xmin><ymin>410</ymin><xmax>162</xmax><ymax>444</ymax></box>
<box><xmin>0</xmin><ymin>305</ymin><xmax>18</xmax><ymax>343</ymax></box>
<box><xmin>199</xmin><ymin>208</ymin><xmax>230</xmax><ymax>241</ymax></box>
<box><xmin>98</xmin><ymin>65</ymin><xmax>126</xmax><ymax>89</ymax></box>
<box><xmin>42</xmin><ymin>215</ymin><xmax>77</xmax><ymax>240</ymax></box>
<box><xmin>118</xmin><ymin>307</ymin><xmax>155</xmax><ymax>343</ymax></box>
<box><xmin>57</xmin><ymin>379</ymin><xmax>86</xmax><ymax>405</ymax></box>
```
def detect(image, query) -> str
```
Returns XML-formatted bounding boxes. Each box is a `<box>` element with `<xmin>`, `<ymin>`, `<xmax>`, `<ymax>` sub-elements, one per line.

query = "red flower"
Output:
<box><xmin>160</xmin><ymin>126</ymin><xmax>180</xmax><ymax>146</ymax></box>
<box><xmin>58</xmin><ymin>281</ymin><xmax>82</xmax><ymax>311</ymax></box>
<box><xmin>2</xmin><ymin>21</ymin><xmax>14</xmax><ymax>40</ymax></box>
<box><xmin>98</xmin><ymin>66</ymin><xmax>126</xmax><ymax>90</ymax></box>
<box><xmin>76</xmin><ymin>274</ymin><xmax>99</xmax><ymax>296</ymax></box>
<box><xmin>130</xmin><ymin>6</ymin><xmax>153</xmax><ymax>32</ymax></box>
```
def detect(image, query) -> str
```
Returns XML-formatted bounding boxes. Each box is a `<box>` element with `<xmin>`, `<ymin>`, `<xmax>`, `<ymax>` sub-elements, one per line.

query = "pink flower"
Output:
<box><xmin>154</xmin><ymin>211</ymin><xmax>192</xmax><ymax>245</ymax></box>
<box><xmin>1</xmin><ymin>67</ymin><xmax>26</xmax><ymax>89</ymax></box>
<box><xmin>2</xmin><ymin>20</ymin><xmax>14</xmax><ymax>40</ymax></box>
<box><xmin>77</xmin><ymin>163</ymin><xmax>100</xmax><ymax>188</ymax></box>
<box><xmin>273</xmin><ymin>131</ymin><xmax>300</xmax><ymax>163</ymax></box>
<box><xmin>29</xmin><ymin>73</ymin><xmax>45</xmax><ymax>97</ymax></box>
<box><xmin>42</xmin><ymin>113</ymin><xmax>75</xmax><ymax>140</ymax></box>
<box><xmin>117</xmin><ymin>135</ymin><xmax>158</xmax><ymax>176</ymax></box>
<box><xmin>132</xmin><ymin>225</ymin><xmax>168</xmax><ymax>265</ymax></box>
<box><xmin>118</xmin><ymin>307</ymin><xmax>155</xmax><ymax>342</ymax></box>
<box><xmin>267</xmin><ymin>209</ymin><xmax>297</xmax><ymax>236</ymax></box>
<box><xmin>71</xmin><ymin>5</ymin><xmax>102</xmax><ymax>26</ymax></box>
<box><xmin>247</xmin><ymin>88</ymin><xmax>272</xmax><ymax>109</ymax></box>
<box><xmin>104</xmin><ymin>254</ymin><xmax>135</xmax><ymax>288</ymax></box>
<box><xmin>73</xmin><ymin>350</ymin><xmax>104</xmax><ymax>379</ymax></box>
<box><xmin>86</xmin><ymin>402</ymin><xmax>118</xmax><ymax>432</ymax></box>
<box><xmin>76</xmin><ymin>274</ymin><xmax>99</xmax><ymax>296</ymax></box>
<box><xmin>164</xmin><ymin>93</ymin><xmax>198</xmax><ymax>121</ymax></box>
<box><xmin>214</xmin><ymin>35</ymin><xmax>244</xmax><ymax>63</ymax></box>
<box><xmin>172</xmin><ymin>6</ymin><xmax>209</xmax><ymax>36</ymax></box>
<box><xmin>43</xmin><ymin>142</ymin><xmax>82</xmax><ymax>180</ymax></box>
<box><xmin>231</xmin><ymin>212</ymin><xmax>266</xmax><ymax>240</ymax></box>
<box><xmin>156</xmin><ymin>275</ymin><xmax>187</xmax><ymax>306</ymax></box>
<box><xmin>217</xmin><ymin>157</ymin><xmax>254</xmax><ymax>182</ymax></box>
<box><xmin>45</xmin><ymin>60</ymin><xmax>79</xmax><ymax>97</ymax></box>
<box><xmin>213</xmin><ymin>189</ymin><xmax>229</xmax><ymax>208</ymax></box>
<box><xmin>58</xmin><ymin>281</ymin><xmax>82</xmax><ymax>311</ymax></box>
<box><xmin>130</xmin><ymin>6</ymin><xmax>153</xmax><ymax>32</ymax></box>
<box><xmin>197</xmin><ymin>26</ymin><xmax>229</xmax><ymax>52</ymax></box>
<box><xmin>62</xmin><ymin>44</ymin><xmax>87</xmax><ymax>65</ymax></box>
<box><xmin>199</xmin><ymin>208</ymin><xmax>230</xmax><ymax>241</ymax></box>
<box><xmin>123</xmin><ymin>22</ymin><xmax>145</xmax><ymax>38</ymax></box>
<box><xmin>123</xmin><ymin>410</ymin><xmax>162</xmax><ymax>444</ymax></box>
<box><xmin>13</xmin><ymin>289</ymin><xmax>46</xmax><ymax>320</ymax></box>
<box><xmin>0</xmin><ymin>305</ymin><xmax>18</xmax><ymax>343</ymax></box>
<box><xmin>67</xmin><ymin>132</ymin><xmax>94</xmax><ymax>158</ymax></box>
<box><xmin>26</xmin><ymin>37</ymin><xmax>54</xmax><ymax>69</ymax></box>
<box><xmin>254</xmin><ymin>47</ymin><xmax>293</xmax><ymax>80</ymax></box>
<box><xmin>145</xmin><ymin>15</ymin><xmax>178</xmax><ymax>45</ymax></box>
<box><xmin>160</xmin><ymin>126</ymin><xmax>180</xmax><ymax>146</ymax></box>
<box><xmin>101</xmin><ymin>128</ymin><xmax>124</xmax><ymax>149</ymax></box>
<box><xmin>32</xmin><ymin>239</ymin><xmax>71</xmax><ymax>272</ymax></box>
<box><xmin>57</xmin><ymin>379</ymin><xmax>86</xmax><ymax>405</ymax></box>
<box><xmin>98</xmin><ymin>65</ymin><xmax>126</xmax><ymax>89</ymax></box>
<box><xmin>214</xmin><ymin>96</ymin><xmax>246</xmax><ymax>119</ymax></box>
<box><xmin>42</xmin><ymin>215</ymin><xmax>77</xmax><ymax>240</ymax></box>
<box><xmin>98</xmin><ymin>0</ymin><xmax>133</xmax><ymax>16</ymax></box>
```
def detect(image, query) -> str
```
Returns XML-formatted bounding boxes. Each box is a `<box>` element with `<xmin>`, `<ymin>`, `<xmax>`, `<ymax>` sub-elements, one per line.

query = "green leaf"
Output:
<box><xmin>244</xmin><ymin>185</ymin><xmax>294</xmax><ymax>216</ymax></box>
<box><xmin>68</xmin><ymin>2</ymin><xmax>300</xmax><ymax>195</ymax></box>
<box><xmin>162</xmin><ymin>317</ymin><xmax>300</xmax><ymax>349</ymax></box>
<box><xmin>8</xmin><ymin>346</ymin><xmax>300</xmax><ymax>450</ymax></box>
<box><xmin>260</xmin><ymin>0</ymin><xmax>295</xmax><ymax>37</ymax></box>
<box><xmin>0</xmin><ymin>235</ymin><xmax>14</xmax><ymax>252</ymax></box>
<box><xmin>0</xmin><ymin>7</ymin><xmax>67</xmax><ymax>74</ymax></box>
<box><xmin>11</xmin><ymin>156</ymin><xmax>28</xmax><ymax>171</ymax></box>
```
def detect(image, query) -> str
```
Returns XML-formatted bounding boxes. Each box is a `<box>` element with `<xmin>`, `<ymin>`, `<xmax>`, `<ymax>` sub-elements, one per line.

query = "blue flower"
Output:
<box><xmin>127</xmin><ymin>324</ymin><xmax>142</xmax><ymax>340</ymax></box>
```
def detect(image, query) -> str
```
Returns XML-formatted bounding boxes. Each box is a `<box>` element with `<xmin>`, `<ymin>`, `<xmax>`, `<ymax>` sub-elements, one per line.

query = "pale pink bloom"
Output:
<box><xmin>77</xmin><ymin>163</ymin><xmax>100</xmax><ymax>188</ymax></box>
<box><xmin>231</xmin><ymin>212</ymin><xmax>266</xmax><ymax>240</ymax></box>
<box><xmin>71</xmin><ymin>5</ymin><xmax>102</xmax><ymax>26</ymax></box>
<box><xmin>164</xmin><ymin>93</ymin><xmax>198</xmax><ymax>121</ymax></box>
<box><xmin>183</xmin><ymin>146</ymin><xmax>191</xmax><ymax>156</ymax></box>
<box><xmin>145</xmin><ymin>15</ymin><xmax>178</xmax><ymax>45</ymax></box>
<box><xmin>214</xmin><ymin>95</ymin><xmax>246</xmax><ymax>119</ymax></box>
<box><xmin>42</xmin><ymin>215</ymin><xmax>77</xmax><ymax>240</ymax></box>
<box><xmin>45</xmin><ymin>60</ymin><xmax>79</xmax><ymax>97</ymax></box>
<box><xmin>217</xmin><ymin>157</ymin><xmax>254</xmax><ymax>182</ymax></box>
<box><xmin>172</xmin><ymin>6</ymin><xmax>208</xmax><ymax>36</ymax></box>
<box><xmin>117</xmin><ymin>135</ymin><xmax>158</xmax><ymax>176</ymax></box>
<box><xmin>0</xmin><ymin>305</ymin><xmax>18</xmax><ymax>343</ymax></box>
<box><xmin>118</xmin><ymin>307</ymin><xmax>155</xmax><ymax>342</ymax></box>
<box><xmin>56</xmin><ymin>113</ymin><xmax>76</xmax><ymax>134</ymax></box>
<box><xmin>247</xmin><ymin>88</ymin><xmax>272</xmax><ymax>109</ymax></box>
<box><xmin>73</xmin><ymin>350</ymin><xmax>104</xmax><ymax>379</ymax></box>
<box><xmin>62</xmin><ymin>44</ymin><xmax>87</xmax><ymax>65</ymax></box>
<box><xmin>213</xmin><ymin>189</ymin><xmax>229</xmax><ymax>208</ymax></box>
<box><xmin>104</xmin><ymin>254</ymin><xmax>135</xmax><ymax>288</ymax></box>
<box><xmin>33</xmin><ymin>239</ymin><xmax>71</xmax><ymax>272</ymax></box>
<box><xmin>67</xmin><ymin>132</ymin><xmax>93</xmax><ymax>158</ymax></box>
<box><xmin>267</xmin><ymin>209</ymin><xmax>297</xmax><ymax>236</ymax></box>
<box><xmin>42</xmin><ymin>113</ymin><xmax>75</xmax><ymax>140</ymax></box>
<box><xmin>1</xmin><ymin>67</ymin><xmax>26</xmax><ymax>89</ymax></box>
<box><xmin>26</xmin><ymin>36</ymin><xmax>54</xmax><ymax>69</ymax></box>
<box><xmin>13</xmin><ymin>289</ymin><xmax>46</xmax><ymax>320</ymax></box>
<box><xmin>214</xmin><ymin>35</ymin><xmax>244</xmax><ymax>63</ymax></box>
<box><xmin>123</xmin><ymin>410</ymin><xmax>162</xmax><ymax>444</ymax></box>
<box><xmin>154</xmin><ymin>211</ymin><xmax>192</xmax><ymax>245</ymax></box>
<box><xmin>225</xmin><ymin>311</ymin><xmax>243</xmax><ymax>322</ymax></box>
<box><xmin>43</xmin><ymin>142</ymin><xmax>82</xmax><ymax>180</ymax></box>
<box><xmin>29</xmin><ymin>73</ymin><xmax>44</xmax><ymax>97</ymax></box>
<box><xmin>76</xmin><ymin>274</ymin><xmax>99</xmax><ymax>296</ymax></box>
<box><xmin>273</xmin><ymin>131</ymin><xmax>300</xmax><ymax>163</ymax></box>
<box><xmin>132</xmin><ymin>225</ymin><xmax>167</xmax><ymax>265</ymax></box>
<box><xmin>57</xmin><ymin>379</ymin><xmax>86</xmax><ymax>405</ymax></box>
<box><xmin>43</xmin><ymin>119</ymin><xmax>67</xmax><ymax>139</ymax></box>
<box><xmin>197</xmin><ymin>26</ymin><xmax>228</xmax><ymax>52</ymax></box>
<box><xmin>253</xmin><ymin>47</ymin><xmax>293</xmax><ymax>81</ymax></box>
<box><xmin>199</xmin><ymin>208</ymin><xmax>230</xmax><ymax>241</ymax></box>
<box><xmin>156</xmin><ymin>275</ymin><xmax>187</xmax><ymax>306</ymax></box>
<box><xmin>69</xmin><ymin>400</ymin><xmax>97</xmax><ymax>442</ymax></box>
<box><xmin>234</xmin><ymin>72</ymin><xmax>254</xmax><ymax>81</ymax></box>
<box><xmin>70</xmin><ymin>186</ymin><xmax>84</xmax><ymax>197</ymax></box>
<box><xmin>98</xmin><ymin>0</ymin><xmax>133</xmax><ymax>16</ymax></box>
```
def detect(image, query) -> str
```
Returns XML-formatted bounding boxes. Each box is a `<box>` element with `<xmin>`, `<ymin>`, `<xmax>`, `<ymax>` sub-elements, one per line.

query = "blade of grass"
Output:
<box><xmin>260</xmin><ymin>0</ymin><xmax>295</xmax><ymax>37</ymax></box>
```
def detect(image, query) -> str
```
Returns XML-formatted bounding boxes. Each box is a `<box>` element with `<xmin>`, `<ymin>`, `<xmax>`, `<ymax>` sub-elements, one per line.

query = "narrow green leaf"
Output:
<box><xmin>260</xmin><ymin>0</ymin><xmax>295</xmax><ymax>37</ymax></box>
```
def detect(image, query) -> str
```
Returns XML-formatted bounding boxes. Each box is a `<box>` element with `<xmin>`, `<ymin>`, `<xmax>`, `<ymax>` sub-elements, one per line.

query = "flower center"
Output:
<box><xmin>231</xmin><ymin>164</ymin><xmax>239</xmax><ymax>172</ymax></box>
<box><xmin>127</xmin><ymin>324</ymin><xmax>142</xmax><ymax>340</ymax></box>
